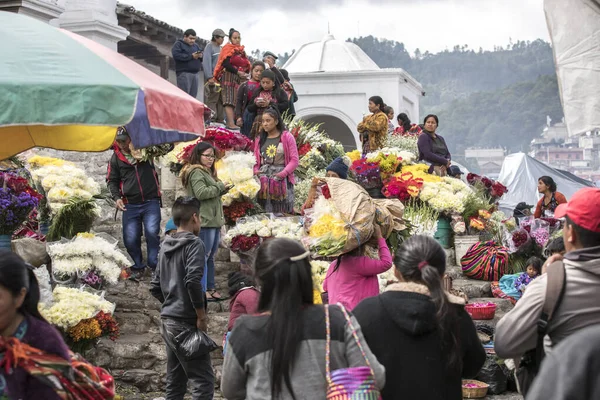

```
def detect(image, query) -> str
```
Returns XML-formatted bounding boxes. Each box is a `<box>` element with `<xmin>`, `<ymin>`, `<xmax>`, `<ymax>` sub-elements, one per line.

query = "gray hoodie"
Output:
<box><xmin>495</xmin><ymin>245</ymin><xmax>600</xmax><ymax>358</ymax></box>
<box><xmin>150</xmin><ymin>232</ymin><xmax>205</xmax><ymax>322</ymax></box>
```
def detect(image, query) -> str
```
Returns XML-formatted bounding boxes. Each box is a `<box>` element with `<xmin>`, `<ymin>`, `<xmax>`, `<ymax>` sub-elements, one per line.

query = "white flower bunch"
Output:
<box><xmin>311</xmin><ymin>260</ymin><xmax>329</xmax><ymax>292</ymax></box>
<box><xmin>39</xmin><ymin>286</ymin><xmax>115</xmax><ymax>330</ymax></box>
<box><xmin>48</xmin><ymin>235</ymin><xmax>128</xmax><ymax>285</ymax></box>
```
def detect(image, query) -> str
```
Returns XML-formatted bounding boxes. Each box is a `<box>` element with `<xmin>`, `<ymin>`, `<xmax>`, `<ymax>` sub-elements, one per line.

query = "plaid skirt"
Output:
<box><xmin>220</xmin><ymin>71</ymin><xmax>241</xmax><ymax>106</ymax></box>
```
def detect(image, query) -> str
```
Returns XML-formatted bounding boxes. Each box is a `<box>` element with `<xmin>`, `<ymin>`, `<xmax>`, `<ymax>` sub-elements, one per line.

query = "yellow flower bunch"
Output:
<box><xmin>68</xmin><ymin>318</ymin><xmax>102</xmax><ymax>342</ymax></box>
<box><xmin>346</xmin><ymin>150</ymin><xmax>361</xmax><ymax>163</ymax></box>
<box><xmin>367</xmin><ymin>153</ymin><xmax>401</xmax><ymax>174</ymax></box>
<box><xmin>28</xmin><ymin>155</ymin><xmax>72</xmax><ymax>168</ymax></box>
<box><xmin>397</xmin><ymin>164</ymin><xmax>442</xmax><ymax>183</ymax></box>
<box><xmin>76</xmin><ymin>232</ymin><xmax>95</xmax><ymax>239</ymax></box>
<box><xmin>309</xmin><ymin>214</ymin><xmax>346</xmax><ymax>239</ymax></box>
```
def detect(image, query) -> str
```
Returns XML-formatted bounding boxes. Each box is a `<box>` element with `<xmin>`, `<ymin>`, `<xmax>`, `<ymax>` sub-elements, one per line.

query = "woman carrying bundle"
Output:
<box><xmin>322</xmin><ymin>224</ymin><xmax>393</xmax><ymax>310</ymax></box>
<box><xmin>357</xmin><ymin>96</ymin><xmax>389</xmax><ymax>155</ymax></box>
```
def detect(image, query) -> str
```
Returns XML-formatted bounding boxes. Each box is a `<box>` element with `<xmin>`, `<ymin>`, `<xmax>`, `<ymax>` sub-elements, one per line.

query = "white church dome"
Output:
<box><xmin>283</xmin><ymin>34</ymin><xmax>380</xmax><ymax>73</ymax></box>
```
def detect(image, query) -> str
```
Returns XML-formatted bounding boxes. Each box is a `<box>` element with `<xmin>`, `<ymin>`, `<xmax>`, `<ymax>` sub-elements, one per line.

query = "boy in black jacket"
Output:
<box><xmin>150</xmin><ymin>196</ymin><xmax>213</xmax><ymax>400</ymax></box>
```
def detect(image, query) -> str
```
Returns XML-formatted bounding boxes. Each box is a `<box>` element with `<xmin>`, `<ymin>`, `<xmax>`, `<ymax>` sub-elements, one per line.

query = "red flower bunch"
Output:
<box><xmin>95</xmin><ymin>311</ymin><xmax>120</xmax><ymax>341</ymax></box>
<box><xmin>0</xmin><ymin>173</ymin><xmax>42</xmax><ymax>200</ymax></box>
<box><xmin>224</xmin><ymin>201</ymin><xmax>254</xmax><ymax>225</ymax></box>
<box><xmin>467</xmin><ymin>173</ymin><xmax>508</xmax><ymax>200</ymax></box>
<box><xmin>177</xmin><ymin>127</ymin><xmax>253</xmax><ymax>163</ymax></box>
<box><xmin>512</xmin><ymin>230</ymin><xmax>529</xmax><ymax>248</ymax></box>
<box><xmin>231</xmin><ymin>234</ymin><xmax>261</xmax><ymax>252</ymax></box>
<box><xmin>321</xmin><ymin>184</ymin><xmax>331</xmax><ymax>199</ymax></box>
<box><xmin>298</xmin><ymin>143</ymin><xmax>312</xmax><ymax>157</ymax></box>
<box><xmin>382</xmin><ymin>172</ymin><xmax>424</xmax><ymax>202</ymax></box>
<box><xmin>291</xmin><ymin>127</ymin><xmax>301</xmax><ymax>139</ymax></box>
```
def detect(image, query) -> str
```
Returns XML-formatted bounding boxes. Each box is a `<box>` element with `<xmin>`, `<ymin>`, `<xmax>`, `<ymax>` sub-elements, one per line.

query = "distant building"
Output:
<box><xmin>283</xmin><ymin>34</ymin><xmax>422</xmax><ymax>151</ymax></box>
<box><xmin>464</xmin><ymin>148</ymin><xmax>506</xmax><ymax>178</ymax></box>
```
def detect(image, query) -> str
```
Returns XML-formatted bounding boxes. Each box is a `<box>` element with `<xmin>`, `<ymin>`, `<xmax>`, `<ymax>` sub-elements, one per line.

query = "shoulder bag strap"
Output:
<box><xmin>337</xmin><ymin>303</ymin><xmax>374</xmax><ymax>373</ymax></box>
<box><xmin>325</xmin><ymin>304</ymin><xmax>332</xmax><ymax>383</ymax></box>
<box><xmin>534</xmin><ymin>260</ymin><xmax>566</xmax><ymax>370</ymax></box>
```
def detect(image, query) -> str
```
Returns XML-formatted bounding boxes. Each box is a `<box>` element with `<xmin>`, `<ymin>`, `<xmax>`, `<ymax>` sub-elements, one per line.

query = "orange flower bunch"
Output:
<box><xmin>68</xmin><ymin>318</ymin><xmax>102</xmax><ymax>342</ymax></box>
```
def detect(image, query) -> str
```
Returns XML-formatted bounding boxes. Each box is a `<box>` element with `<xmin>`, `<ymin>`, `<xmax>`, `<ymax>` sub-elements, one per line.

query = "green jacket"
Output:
<box><xmin>185</xmin><ymin>167</ymin><xmax>225</xmax><ymax>228</ymax></box>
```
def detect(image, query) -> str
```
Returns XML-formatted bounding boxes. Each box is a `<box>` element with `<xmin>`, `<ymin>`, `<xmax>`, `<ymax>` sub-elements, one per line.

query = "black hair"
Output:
<box><xmin>228</xmin><ymin>271</ymin><xmax>256</xmax><ymax>297</ymax></box>
<box><xmin>254</xmin><ymin>238</ymin><xmax>313</xmax><ymax>400</ymax></box>
<box><xmin>369</xmin><ymin>96</ymin><xmax>385</xmax><ymax>113</ymax></box>
<box><xmin>394</xmin><ymin>235</ymin><xmax>461</xmax><ymax>371</ymax></box>
<box><xmin>565</xmin><ymin>215</ymin><xmax>600</xmax><ymax>248</ymax></box>
<box><xmin>188</xmin><ymin>142</ymin><xmax>217</xmax><ymax>176</ymax></box>
<box><xmin>538</xmin><ymin>176</ymin><xmax>557</xmax><ymax>193</ymax></box>
<box><xmin>383</xmin><ymin>106</ymin><xmax>394</xmax><ymax>117</ymax></box>
<box><xmin>258</xmin><ymin>106</ymin><xmax>286</xmax><ymax>149</ymax></box>
<box><xmin>172</xmin><ymin>196</ymin><xmax>201</xmax><ymax>227</ymax></box>
<box><xmin>423</xmin><ymin>114</ymin><xmax>439</xmax><ymax>130</ymax></box>
<box><xmin>545</xmin><ymin>237</ymin><xmax>565</xmax><ymax>256</ymax></box>
<box><xmin>0</xmin><ymin>250</ymin><xmax>46</xmax><ymax>321</ymax></box>
<box><xmin>183</xmin><ymin>29</ymin><xmax>196</xmax><ymax>37</ymax></box>
<box><xmin>397</xmin><ymin>112</ymin><xmax>412</xmax><ymax>132</ymax></box>
<box><xmin>252</xmin><ymin>60</ymin><xmax>266</xmax><ymax>71</ymax></box>
<box><xmin>229</xmin><ymin>28</ymin><xmax>240</xmax><ymax>39</ymax></box>
<box><xmin>280</xmin><ymin>69</ymin><xmax>290</xmax><ymax>82</ymax></box>
<box><xmin>526</xmin><ymin>256</ymin><xmax>543</xmax><ymax>275</ymax></box>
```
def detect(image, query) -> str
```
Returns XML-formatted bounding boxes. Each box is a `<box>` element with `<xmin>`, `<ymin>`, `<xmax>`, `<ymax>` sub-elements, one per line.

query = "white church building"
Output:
<box><xmin>284</xmin><ymin>34</ymin><xmax>423</xmax><ymax>150</ymax></box>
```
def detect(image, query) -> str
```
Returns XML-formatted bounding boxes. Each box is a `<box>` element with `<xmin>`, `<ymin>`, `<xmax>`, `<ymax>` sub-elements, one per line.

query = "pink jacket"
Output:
<box><xmin>323</xmin><ymin>238</ymin><xmax>393</xmax><ymax>310</ymax></box>
<box><xmin>227</xmin><ymin>287</ymin><xmax>260</xmax><ymax>331</ymax></box>
<box><xmin>253</xmin><ymin>130</ymin><xmax>299</xmax><ymax>184</ymax></box>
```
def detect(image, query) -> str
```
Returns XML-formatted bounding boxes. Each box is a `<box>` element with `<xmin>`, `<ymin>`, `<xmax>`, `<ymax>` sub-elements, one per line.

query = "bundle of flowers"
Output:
<box><xmin>366</xmin><ymin>148</ymin><xmax>417</xmax><ymax>166</ymax></box>
<box><xmin>48</xmin><ymin>233</ymin><xmax>129</xmax><ymax>287</ymax></box>
<box><xmin>350</xmin><ymin>159</ymin><xmax>382</xmax><ymax>190</ymax></box>
<box><xmin>399</xmin><ymin>164</ymin><xmax>442</xmax><ymax>182</ymax></box>
<box><xmin>346</xmin><ymin>150</ymin><xmax>361</xmax><ymax>163</ymax></box>
<box><xmin>40</xmin><ymin>286</ymin><xmax>116</xmax><ymax>330</ymax></box>
<box><xmin>294</xmin><ymin>168</ymin><xmax>326</xmax><ymax>212</ymax></box>
<box><xmin>385</xmin><ymin>135</ymin><xmax>419</xmax><ymax>157</ymax></box>
<box><xmin>68</xmin><ymin>310</ymin><xmax>119</xmax><ymax>344</ymax></box>
<box><xmin>366</xmin><ymin>152</ymin><xmax>402</xmax><ymax>179</ymax></box>
<box><xmin>215</xmin><ymin>152</ymin><xmax>260</xmax><ymax>206</ymax></box>
<box><xmin>403</xmin><ymin>201</ymin><xmax>439</xmax><ymax>237</ymax></box>
<box><xmin>305</xmin><ymin>195</ymin><xmax>347</xmax><ymax>256</ymax></box>
<box><xmin>177</xmin><ymin>127</ymin><xmax>253</xmax><ymax>163</ymax></box>
<box><xmin>418</xmin><ymin>177</ymin><xmax>473</xmax><ymax>215</ymax></box>
<box><xmin>0</xmin><ymin>172</ymin><xmax>41</xmax><ymax>235</ymax></box>
<box><xmin>223</xmin><ymin>216</ymin><xmax>305</xmax><ymax>253</ymax></box>
<box><xmin>129</xmin><ymin>143</ymin><xmax>173</xmax><ymax>163</ymax></box>
<box><xmin>28</xmin><ymin>156</ymin><xmax>100</xmax><ymax>212</ymax></box>
<box><xmin>223</xmin><ymin>201</ymin><xmax>259</xmax><ymax>226</ymax></box>
<box><xmin>310</xmin><ymin>260</ymin><xmax>329</xmax><ymax>292</ymax></box>
<box><xmin>467</xmin><ymin>173</ymin><xmax>508</xmax><ymax>201</ymax></box>
<box><xmin>296</xmin><ymin>148</ymin><xmax>328</xmax><ymax>180</ymax></box>
<box><xmin>382</xmin><ymin>172</ymin><xmax>423</xmax><ymax>202</ymax></box>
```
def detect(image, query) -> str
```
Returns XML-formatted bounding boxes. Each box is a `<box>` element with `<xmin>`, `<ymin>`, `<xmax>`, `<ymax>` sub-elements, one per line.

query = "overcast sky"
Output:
<box><xmin>130</xmin><ymin>0</ymin><xmax>549</xmax><ymax>56</ymax></box>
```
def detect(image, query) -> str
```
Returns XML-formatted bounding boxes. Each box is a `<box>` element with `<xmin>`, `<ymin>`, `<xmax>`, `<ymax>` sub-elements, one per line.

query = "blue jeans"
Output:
<box><xmin>199</xmin><ymin>227</ymin><xmax>220</xmax><ymax>291</ymax></box>
<box><xmin>122</xmin><ymin>199</ymin><xmax>161</xmax><ymax>270</ymax></box>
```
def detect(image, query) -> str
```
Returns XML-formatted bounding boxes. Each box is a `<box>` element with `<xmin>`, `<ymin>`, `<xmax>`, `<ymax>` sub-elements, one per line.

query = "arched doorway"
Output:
<box><xmin>295</xmin><ymin>107</ymin><xmax>359</xmax><ymax>151</ymax></box>
<box><xmin>304</xmin><ymin>115</ymin><xmax>356</xmax><ymax>151</ymax></box>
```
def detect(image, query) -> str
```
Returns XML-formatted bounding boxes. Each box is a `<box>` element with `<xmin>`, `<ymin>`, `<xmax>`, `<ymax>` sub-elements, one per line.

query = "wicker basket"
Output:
<box><xmin>462</xmin><ymin>380</ymin><xmax>489</xmax><ymax>398</ymax></box>
<box><xmin>465</xmin><ymin>303</ymin><xmax>496</xmax><ymax>320</ymax></box>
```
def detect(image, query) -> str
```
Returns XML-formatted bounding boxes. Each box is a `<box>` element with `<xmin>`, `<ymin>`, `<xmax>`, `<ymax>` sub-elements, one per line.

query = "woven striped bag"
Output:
<box><xmin>461</xmin><ymin>240</ymin><xmax>509</xmax><ymax>281</ymax></box>
<box><xmin>325</xmin><ymin>304</ymin><xmax>382</xmax><ymax>400</ymax></box>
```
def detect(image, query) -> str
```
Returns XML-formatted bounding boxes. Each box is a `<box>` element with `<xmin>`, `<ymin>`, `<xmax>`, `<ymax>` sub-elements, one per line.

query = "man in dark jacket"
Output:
<box><xmin>203</xmin><ymin>28</ymin><xmax>226</xmax><ymax>123</ymax></box>
<box><xmin>150</xmin><ymin>196</ymin><xmax>213</xmax><ymax>400</ymax></box>
<box><xmin>172</xmin><ymin>29</ymin><xmax>203</xmax><ymax>98</ymax></box>
<box><xmin>106</xmin><ymin>129</ymin><xmax>161</xmax><ymax>279</ymax></box>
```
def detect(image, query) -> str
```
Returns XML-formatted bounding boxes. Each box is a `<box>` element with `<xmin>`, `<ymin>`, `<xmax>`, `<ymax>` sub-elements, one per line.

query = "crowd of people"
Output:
<box><xmin>2</xmin><ymin>26</ymin><xmax>600</xmax><ymax>400</ymax></box>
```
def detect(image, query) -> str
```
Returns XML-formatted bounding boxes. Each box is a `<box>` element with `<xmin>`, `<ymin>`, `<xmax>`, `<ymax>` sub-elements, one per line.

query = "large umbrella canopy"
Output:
<box><xmin>0</xmin><ymin>12</ymin><xmax>204</xmax><ymax>159</ymax></box>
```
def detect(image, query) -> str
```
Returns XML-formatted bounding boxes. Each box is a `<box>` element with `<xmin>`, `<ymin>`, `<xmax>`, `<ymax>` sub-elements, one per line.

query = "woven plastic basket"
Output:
<box><xmin>462</xmin><ymin>379</ymin><xmax>489</xmax><ymax>399</ymax></box>
<box><xmin>465</xmin><ymin>303</ymin><xmax>496</xmax><ymax>320</ymax></box>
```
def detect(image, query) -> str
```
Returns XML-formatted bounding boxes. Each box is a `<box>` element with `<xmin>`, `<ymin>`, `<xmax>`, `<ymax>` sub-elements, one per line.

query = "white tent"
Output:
<box><xmin>497</xmin><ymin>152</ymin><xmax>594</xmax><ymax>215</ymax></box>
<box><xmin>544</xmin><ymin>0</ymin><xmax>600</xmax><ymax>135</ymax></box>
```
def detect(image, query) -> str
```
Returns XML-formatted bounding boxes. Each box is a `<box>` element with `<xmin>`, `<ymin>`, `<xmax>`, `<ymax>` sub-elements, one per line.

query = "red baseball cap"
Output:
<box><xmin>554</xmin><ymin>187</ymin><xmax>600</xmax><ymax>233</ymax></box>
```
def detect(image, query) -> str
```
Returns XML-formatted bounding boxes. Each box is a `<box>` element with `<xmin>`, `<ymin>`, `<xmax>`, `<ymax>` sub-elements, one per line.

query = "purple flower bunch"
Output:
<box><xmin>81</xmin><ymin>270</ymin><xmax>103</xmax><ymax>289</ymax></box>
<box><xmin>0</xmin><ymin>185</ymin><xmax>39</xmax><ymax>235</ymax></box>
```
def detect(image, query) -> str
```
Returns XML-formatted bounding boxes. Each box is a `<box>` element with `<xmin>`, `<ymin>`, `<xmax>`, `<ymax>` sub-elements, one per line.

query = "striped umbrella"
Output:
<box><xmin>0</xmin><ymin>12</ymin><xmax>205</xmax><ymax>160</ymax></box>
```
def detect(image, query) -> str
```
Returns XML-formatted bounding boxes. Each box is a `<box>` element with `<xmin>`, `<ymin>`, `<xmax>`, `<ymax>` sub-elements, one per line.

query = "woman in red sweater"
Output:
<box><xmin>224</xmin><ymin>272</ymin><xmax>259</xmax><ymax>354</ymax></box>
<box><xmin>534</xmin><ymin>176</ymin><xmax>567</xmax><ymax>218</ymax></box>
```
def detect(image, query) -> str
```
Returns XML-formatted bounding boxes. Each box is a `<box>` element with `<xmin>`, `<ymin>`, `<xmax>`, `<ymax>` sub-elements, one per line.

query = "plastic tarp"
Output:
<box><xmin>497</xmin><ymin>153</ymin><xmax>594</xmax><ymax>215</ymax></box>
<box><xmin>544</xmin><ymin>0</ymin><xmax>600</xmax><ymax>135</ymax></box>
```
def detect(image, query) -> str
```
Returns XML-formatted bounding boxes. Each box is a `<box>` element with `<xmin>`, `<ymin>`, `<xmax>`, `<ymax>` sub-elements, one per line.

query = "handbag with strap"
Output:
<box><xmin>325</xmin><ymin>304</ymin><xmax>381</xmax><ymax>400</ymax></box>
<box><xmin>515</xmin><ymin>260</ymin><xmax>566</xmax><ymax>396</ymax></box>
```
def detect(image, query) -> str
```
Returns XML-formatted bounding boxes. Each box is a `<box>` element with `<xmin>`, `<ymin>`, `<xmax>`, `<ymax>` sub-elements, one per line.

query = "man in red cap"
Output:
<box><xmin>495</xmin><ymin>188</ymin><xmax>600</xmax><ymax>361</ymax></box>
